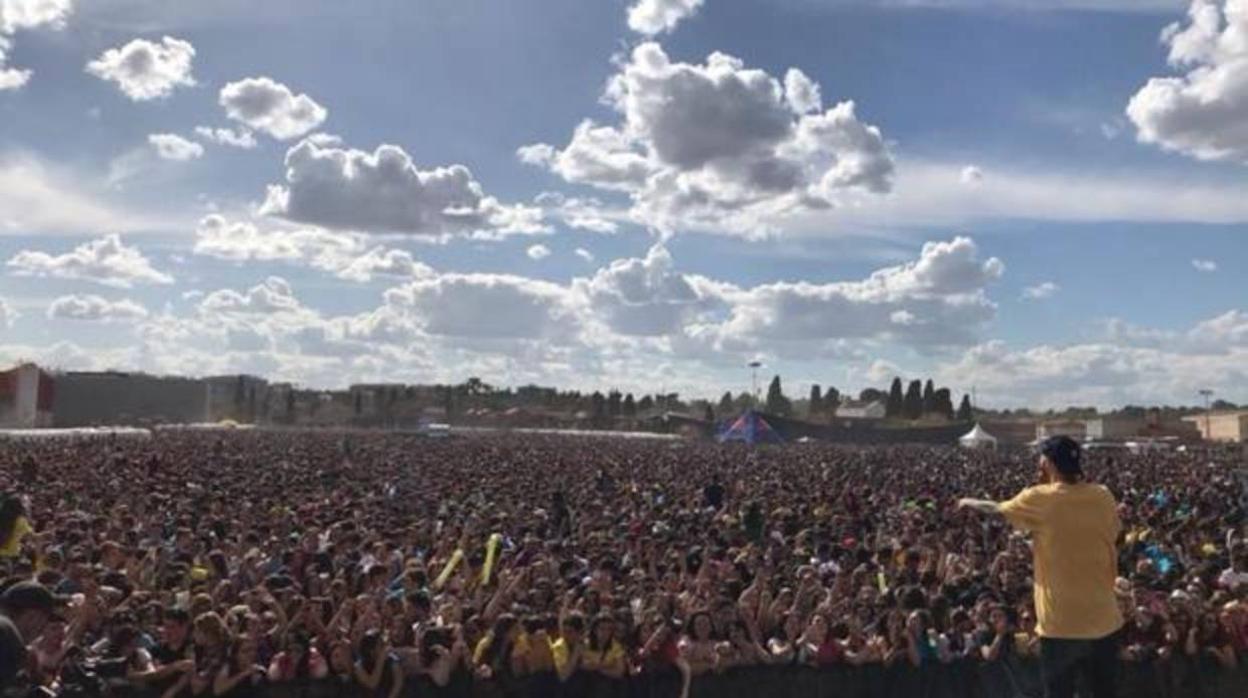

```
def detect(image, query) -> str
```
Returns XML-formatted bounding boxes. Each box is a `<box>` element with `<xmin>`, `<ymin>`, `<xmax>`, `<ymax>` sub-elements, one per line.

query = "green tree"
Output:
<box><xmin>607</xmin><ymin>390</ymin><xmax>622</xmax><ymax>417</ymax></box>
<box><xmin>638</xmin><ymin>394</ymin><xmax>655</xmax><ymax>413</ymax></box>
<box><xmin>623</xmin><ymin>393</ymin><xmax>636</xmax><ymax>417</ymax></box>
<box><xmin>765</xmin><ymin>375</ymin><xmax>792</xmax><ymax>416</ymax></box>
<box><xmin>933</xmin><ymin>388</ymin><xmax>954</xmax><ymax>419</ymax></box>
<box><xmin>922</xmin><ymin>379</ymin><xmax>936</xmax><ymax>415</ymax></box>
<box><xmin>824</xmin><ymin>386</ymin><xmax>841</xmax><ymax>414</ymax></box>
<box><xmin>903</xmin><ymin>380</ymin><xmax>923</xmax><ymax>420</ymax></box>
<box><xmin>703</xmin><ymin>403</ymin><xmax>715</xmax><ymax>423</ymax></box>
<box><xmin>956</xmin><ymin>394</ymin><xmax>973</xmax><ymax>421</ymax></box>
<box><xmin>860</xmin><ymin>388</ymin><xmax>885</xmax><ymax>403</ymax></box>
<box><xmin>886</xmin><ymin>378</ymin><xmax>904</xmax><ymax>417</ymax></box>
<box><xmin>717</xmin><ymin>391</ymin><xmax>734</xmax><ymax>416</ymax></box>
<box><xmin>591</xmin><ymin>391</ymin><xmax>606</xmax><ymax>422</ymax></box>
<box><xmin>809</xmin><ymin>384</ymin><xmax>823</xmax><ymax>416</ymax></box>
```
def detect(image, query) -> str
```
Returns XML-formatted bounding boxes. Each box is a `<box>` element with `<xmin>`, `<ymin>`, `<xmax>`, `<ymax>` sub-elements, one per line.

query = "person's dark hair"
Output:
<box><xmin>420</xmin><ymin>626</ymin><xmax>453</xmax><ymax>666</ymax></box>
<box><xmin>587</xmin><ymin>614</ymin><xmax>615</xmax><ymax>652</ymax></box>
<box><xmin>481</xmin><ymin>614</ymin><xmax>517</xmax><ymax>670</ymax></box>
<box><xmin>359</xmin><ymin>629</ymin><xmax>384</xmax><ymax>668</ymax></box>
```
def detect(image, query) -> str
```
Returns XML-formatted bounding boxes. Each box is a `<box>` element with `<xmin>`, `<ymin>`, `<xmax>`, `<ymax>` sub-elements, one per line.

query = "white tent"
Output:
<box><xmin>959</xmin><ymin>423</ymin><xmax>998</xmax><ymax>450</ymax></box>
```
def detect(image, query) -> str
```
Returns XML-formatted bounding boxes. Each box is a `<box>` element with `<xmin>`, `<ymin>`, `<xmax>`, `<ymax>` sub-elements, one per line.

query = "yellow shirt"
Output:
<box><xmin>1000</xmin><ymin>483</ymin><xmax>1123</xmax><ymax>639</ymax></box>
<box><xmin>581</xmin><ymin>640</ymin><xmax>625</xmax><ymax>675</ymax></box>
<box><xmin>0</xmin><ymin>516</ymin><xmax>33</xmax><ymax>557</ymax></box>
<box><xmin>550</xmin><ymin>638</ymin><xmax>579</xmax><ymax>676</ymax></box>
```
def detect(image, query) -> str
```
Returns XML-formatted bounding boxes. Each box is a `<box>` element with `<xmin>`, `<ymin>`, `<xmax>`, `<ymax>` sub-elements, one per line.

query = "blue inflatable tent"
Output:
<box><xmin>717</xmin><ymin>409</ymin><xmax>783</xmax><ymax>445</ymax></box>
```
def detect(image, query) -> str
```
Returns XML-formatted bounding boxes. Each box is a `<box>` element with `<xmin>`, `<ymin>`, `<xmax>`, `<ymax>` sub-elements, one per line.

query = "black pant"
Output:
<box><xmin>1039</xmin><ymin>629</ymin><xmax>1121</xmax><ymax>698</ymax></box>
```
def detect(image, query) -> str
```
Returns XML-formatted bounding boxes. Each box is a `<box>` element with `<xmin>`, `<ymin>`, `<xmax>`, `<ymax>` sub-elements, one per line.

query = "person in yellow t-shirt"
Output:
<box><xmin>0</xmin><ymin>497</ymin><xmax>33</xmax><ymax>559</ymax></box>
<box><xmin>581</xmin><ymin>614</ymin><xmax>626</xmax><ymax>680</ymax></box>
<box><xmin>959</xmin><ymin>435</ymin><xmax>1123</xmax><ymax>698</ymax></box>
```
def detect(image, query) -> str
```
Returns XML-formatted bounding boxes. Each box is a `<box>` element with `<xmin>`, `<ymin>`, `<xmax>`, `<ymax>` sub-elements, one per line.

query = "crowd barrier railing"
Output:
<box><xmin>110</xmin><ymin>654</ymin><xmax>1248</xmax><ymax>698</ymax></box>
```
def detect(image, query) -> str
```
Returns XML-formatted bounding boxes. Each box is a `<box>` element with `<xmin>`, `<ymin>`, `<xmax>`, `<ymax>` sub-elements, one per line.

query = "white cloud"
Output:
<box><xmin>521</xmin><ymin>42</ymin><xmax>894</xmax><ymax>238</ymax></box>
<box><xmin>219</xmin><ymin>76</ymin><xmax>327</xmax><ymax>140</ymax></box>
<box><xmin>534</xmin><ymin>191</ymin><xmax>622</xmax><ymax>234</ymax></box>
<box><xmin>48</xmin><ymin>294</ymin><xmax>148</xmax><ymax>322</ymax></box>
<box><xmin>1022</xmin><ymin>281</ymin><xmax>1059</xmax><ymax>299</ymax></box>
<box><xmin>1192</xmin><ymin>258</ymin><xmax>1218</xmax><ymax>272</ymax></box>
<box><xmin>192</xmin><ymin>214</ymin><xmax>430</xmax><ymax>283</ymax></box>
<box><xmin>147</xmin><ymin>133</ymin><xmax>204</xmax><ymax>161</ymax></box>
<box><xmin>0</xmin><ymin>296</ymin><xmax>17</xmax><ymax>327</ymax></box>
<box><xmin>385</xmin><ymin>273</ymin><xmax>581</xmax><ymax>341</ymax></box>
<box><xmin>960</xmin><ymin>164</ymin><xmax>984</xmax><ymax>184</ymax></box>
<box><xmin>0</xmin><ymin>0</ymin><xmax>72</xmax><ymax>90</ymax></box>
<box><xmin>194</xmin><ymin>126</ymin><xmax>257</xmax><ymax>149</ymax></box>
<box><xmin>86</xmin><ymin>36</ymin><xmax>196</xmax><ymax>101</ymax></box>
<box><xmin>200</xmin><ymin>276</ymin><xmax>303</xmax><ymax>315</ymax></box>
<box><xmin>575</xmin><ymin>248</ymin><xmax>595</xmax><ymax>263</ymax></box>
<box><xmin>714</xmin><ymin>236</ymin><xmax>1004</xmax><ymax>348</ymax></box>
<box><xmin>6</xmin><ymin>234</ymin><xmax>173</xmax><ymax>288</ymax></box>
<box><xmin>627</xmin><ymin>0</ymin><xmax>704</xmax><ymax>36</ymax></box>
<box><xmin>0</xmin><ymin>154</ymin><xmax>161</xmax><ymax>234</ymax></box>
<box><xmin>1126</xmin><ymin>1</ymin><xmax>1248</xmax><ymax>162</ymax></box>
<box><xmin>261</xmin><ymin>137</ymin><xmax>545</xmax><ymax>238</ymax></box>
<box><xmin>527</xmin><ymin>244</ymin><xmax>551</xmax><ymax>260</ymax></box>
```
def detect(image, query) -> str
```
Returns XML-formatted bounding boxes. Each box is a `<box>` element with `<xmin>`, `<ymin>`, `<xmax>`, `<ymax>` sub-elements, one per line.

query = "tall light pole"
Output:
<box><xmin>748</xmin><ymin>361</ymin><xmax>763</xmax><ymax>408</ymax></box>
<box><xmin>1199</xmin><ymin>388</ymin><xmax>1214</xmax><ymax>441</ymax></box>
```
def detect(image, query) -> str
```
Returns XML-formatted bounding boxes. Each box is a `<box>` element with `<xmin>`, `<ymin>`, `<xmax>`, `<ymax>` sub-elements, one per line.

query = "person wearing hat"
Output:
<box><xmin>0</xmin><ymin>581</ymin><xmax>68</xmax><ymax>688</ymax></box>
<box><xmin>958</xmin><ymin>435</ymin><xmax>1123</xmax><ymax>698</ymax></box>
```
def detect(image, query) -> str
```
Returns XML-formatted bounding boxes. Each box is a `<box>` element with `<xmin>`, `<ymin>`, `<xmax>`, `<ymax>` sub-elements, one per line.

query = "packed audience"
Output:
<box><xmin>0</xmin><ymin>431</ymin><xmax>1245</xmax><ymax>697</ymax></box>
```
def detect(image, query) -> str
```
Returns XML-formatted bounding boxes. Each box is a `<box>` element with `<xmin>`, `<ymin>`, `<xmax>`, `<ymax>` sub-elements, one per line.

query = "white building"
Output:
<box><xmin>837</xmin><ymin>399</ymin><xmax>886</xmax><ymax>420</ymax></box>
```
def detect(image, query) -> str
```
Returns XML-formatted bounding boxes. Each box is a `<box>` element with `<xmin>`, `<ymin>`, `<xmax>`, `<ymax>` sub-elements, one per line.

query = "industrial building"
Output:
<box><xmin>1183</xmin><ymin>411</ymin><xmax>1248</xmax><ymax>443</ymax></box>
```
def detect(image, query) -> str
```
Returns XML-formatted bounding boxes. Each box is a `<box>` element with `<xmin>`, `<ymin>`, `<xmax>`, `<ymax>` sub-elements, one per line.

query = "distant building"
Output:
<box><xmin>0</xmin><ymin>363</ymin><xmax>54</xmax><ymax>428</ymax></box>
<box><xmin>204</xmin><ymin>375</ymin><xmax>270</xmax><ymax>423</ymax></box>
<box><xmin>1183</xmin><ymin>411</ymin><xmax>1248</xmax><ymax>443</ymax></box>
<box><xmin>837</xmin><ymin>399</ymin><xmax>886</xmax><ymax>420</ymax></box>
<box><xmin>54</xmin><ymin>371</ymin><xmax>207</xmax><ymax>427</ymax></box>
<box><xmin>1037</xmin><ymin>419</ymin><xmax>1087</xmax><ymax>441</ymax></box>
<box><xmin>1085</xmin><ymin>416</ymin><xmax>1147</xmax><ymax>441</ymax></box>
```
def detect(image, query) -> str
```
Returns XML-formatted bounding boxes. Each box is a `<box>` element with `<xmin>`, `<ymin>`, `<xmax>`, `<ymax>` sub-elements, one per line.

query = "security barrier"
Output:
<box><xmin>117</xmin><ymin>654</ymin><xmax>1248</xmax><ymax>698</ymax></box>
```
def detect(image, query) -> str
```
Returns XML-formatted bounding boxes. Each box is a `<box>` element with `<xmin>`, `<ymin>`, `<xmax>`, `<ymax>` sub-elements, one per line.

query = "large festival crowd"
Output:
<box><xmin>0</xmin><ymin>431</ymin><xmax>1245</xmax><ymax>697</ymax></box>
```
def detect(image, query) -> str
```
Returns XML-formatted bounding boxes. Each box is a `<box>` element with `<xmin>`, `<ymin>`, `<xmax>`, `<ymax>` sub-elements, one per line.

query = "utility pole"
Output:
<box><xmin>1198</xmin><ymin>388</ymin><xmax>1214</xmax><ymax>442</ymax></box>
<box><xmin>748</xmin><ymin>361</ymin><xmax>762</xmax><ymax>408</ymax></box>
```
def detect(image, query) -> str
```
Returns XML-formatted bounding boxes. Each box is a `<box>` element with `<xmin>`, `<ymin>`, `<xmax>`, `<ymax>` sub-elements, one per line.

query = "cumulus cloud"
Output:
<box><xmin>575</xmin><ymin>248</ymin><xmax>595</xmax><ymax>263</ymax></box>
<box><xmin>960</xmin><ymin>165</ymin><xmax>984</xmax><ymax>184</ymax></box>
<box><xmin>192</xmin><ymin>214</ymin><xmax>430</xmax><ymax>283</ymax></box>
<box><xmin>48</xmin><ymin>294</ymin><xmax>148</xmax><ymax>322</ymax></box>
<box><xmin>1022</xmin><ymin>281</ymin><xmax>1059</xmax><ymax>299</ymax></box>
<box><xmin>6</xmin><ymin>234</ymin><xmax>173</xmax><ymax>288</ymax></box>
<box><xmin>521</xmin><ymin>43</ymin><xmax>893</xmax><ymax>237</ymax></box>
<box><xmin>261</xmin><ymin>137</ymin><xmax>545</xmax><ymax>238</ymax></box>
<box><xmin>534</xmin><ymin>191</ymin><xmax>622</xmax><ymax>234</ymax></box>
<box><xmin>194</xmin><ymin>126</ymin><xmax>257</xmax><ymax>149</ymax></box>
<box><xmin>200</xmin><ymin>276</ymin><xmax>303</xmax><ymax>315</ymax></box>
<box><xmin>0</xmin><ymin>0</ymin><xmax>72</xmax><ymax>90</ymax></box>
<box><xmin>0</xmin><ymin>296</ymin><xmax>17</xmax><ymax>327</ymax></box>
<box><xmin>1191</xmin><ymin>258</ymin><xmax>1218</xmax><ymax>272</ymax></box>
<box><xmin>219</xmin><ymin>77</ymin><xmax>327</xmax><ymax>140</ymax></box>
<box><xmin>714</xmin><ymin>236</ymin><xmax>1004</xmax><ymax>348</ymax></box>
<box><xmin>385</xmin><ymin>273</ymin><xmax>581</xmax><ymax>340</ymax></box>
<box><xmin>86</xmin><ymin>36</ymin><xmax>196</xmax><ymax>101</ymax></box>
<box><xmin>627</xmin><ymin>0</ymin><xmax>705</xmax><ymax>36</ymax></box>
<box><xmin>148</xmin><ymin>133</ymin><xmax>204</xmax><ymax>161</ymax></box>
<box><xmin>527</xmin><ymin>244</ymin><xmax>551</xmax><ymax>260</ymax></box>
<box><xmin>577</xmin><ymin>243</ymin><xmax>723</xmax><ymax>336</ymax></box>
<box><xmin>1126</xmin><ymin>1</ymin><xmax>1248</xmax><ymax>162</ymax></box>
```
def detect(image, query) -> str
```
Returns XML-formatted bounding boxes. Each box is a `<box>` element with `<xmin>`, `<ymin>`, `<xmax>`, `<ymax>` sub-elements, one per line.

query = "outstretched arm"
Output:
<box><xmin>957</xmin><ymin>499</ymin><xmax>1001</xmax><ymax>516</ymax></box>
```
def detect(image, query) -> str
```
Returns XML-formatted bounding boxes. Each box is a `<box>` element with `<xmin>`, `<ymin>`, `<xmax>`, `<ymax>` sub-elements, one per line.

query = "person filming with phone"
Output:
<box><xmin>959</xmin><ymin>435</ymin><xmax>1123</xmax><ymax>698</ymax></box>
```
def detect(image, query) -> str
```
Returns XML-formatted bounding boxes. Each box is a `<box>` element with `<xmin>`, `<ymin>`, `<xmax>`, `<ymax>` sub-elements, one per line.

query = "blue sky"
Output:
<box><xmin>0</xmin><ymin>0</ymin><xmax>1245</xmax><ymax>408</ymax></box>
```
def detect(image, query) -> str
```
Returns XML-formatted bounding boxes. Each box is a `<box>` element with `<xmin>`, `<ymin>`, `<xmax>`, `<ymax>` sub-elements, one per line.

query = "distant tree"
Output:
<box><xmin>353</xmin><ymin>391</ymin><xmax>363</xmax><ymax>416</ymax></box>
<box><xmin>922</xmin><ymin>379</ymin><xmax>936</xmax><ymax>415</ymax></box>
<box><xmin>623</xmin><ymin>393</ymin><xmax>637</xmax><ymax>417</ymax></box>
<box><xmin>1212</xmin><ymin>399</ymin><xmax>1239</xmax><ymax>411</ymax></box>
<box><xmin>765</xmin><ymin>375</ymin><xmax>792</xmax><ymax>416</ymax></box>
<box><xmin>956</xmin><ymin>394</ymin><xmax>973</xmax><ymax>421</ymax></box>
<box><xmin>933</xmin><ymin>388</ymin><xmax>954</xmax><ymax>419</ymax></box>
<box><xmin>233</xmin><ymin>375</ymin><xmax>245</xmax><ymax>408</ymax></box>
<box><xmin>717</xmin><ymin>391</ymin><xmax>734</xmax><ymax>416</ymax></box>
<box><xmin>733</xmin><ymin>392</ymin><xmax>754</xmax><ymax>412</ymax></box>
<box><xmin>903</xmin><ymin>380</ymin><xmax>923</xmax><ymax>420</ymax></box>
<box><xmin>607</xmin><ymin>390</ymin><xmax>622</xmax><ymax>417</ymax></box>
<box><xmin>703</xmin><ymin>403</ymin><xmax>715</xmax><ymax>423</ymax></box>
<box><xmin>285</xmin><ymin>390</ymin><xmax>296</xmax><ymax>421</ymax></box>
<box><xmin>859</xmin><ymin>388</ymin><xmax>885</xmax><ymax>403</ymax></box>
<box><xmin>809</xmin><ymin>384</ymin><xmax>823</xmax><ymax>416</ymax></box>
<box><xmin>886</xmin><ymin>378</ymin><xmax>904</xmax><ymax>418</ymax></box>
<box><xmin>591</xmin><ymin>391</ymin><xmax>606</xmax><ymax>422</ymax></box>
<box><xmin>824</xmin><ymin>386</ymin><xmax>841</xmax><ymax>414</ymax></box>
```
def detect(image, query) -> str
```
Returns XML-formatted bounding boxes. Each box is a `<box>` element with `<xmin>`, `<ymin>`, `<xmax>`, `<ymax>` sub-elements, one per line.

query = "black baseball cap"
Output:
<box><xmin>1039</xmin><ymin>435</ymin><xmax>1082</xmax><ymax>477</ymax></box>
<box><xmin>0</xmin><ymin>581</ymin><xmax>69</xmax><ymax>621</ymax></box>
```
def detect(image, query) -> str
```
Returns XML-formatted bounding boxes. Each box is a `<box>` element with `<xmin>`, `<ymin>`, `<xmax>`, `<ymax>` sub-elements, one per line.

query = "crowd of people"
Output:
<box><xmin>0</xmin><ymin>430</ymin><xmax>1244</xmax><ymax>697</ymax></box>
